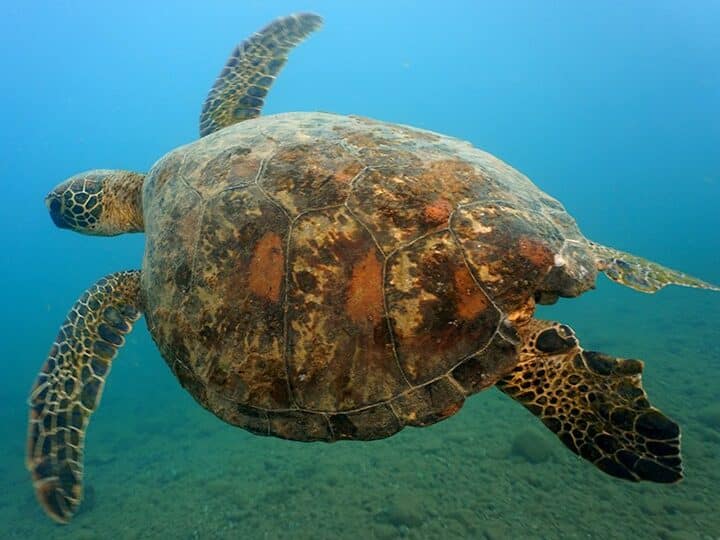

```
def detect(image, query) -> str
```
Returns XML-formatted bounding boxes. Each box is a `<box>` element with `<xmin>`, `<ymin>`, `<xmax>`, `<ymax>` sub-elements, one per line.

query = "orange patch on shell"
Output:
<box><xmin>518</xmin><ymin>236</ymin><xmax>554</xmax><ymax>269</ymax></box>
<box><xmin>334</xmin><ymin>162</ymin><xmax>364</xmax><ymax>184</ymax></box>
<box><xmin>248</xmin><ymin>232</ymin><xmax>284</xmax><ymax>302</ymax></box>
<box><xmin>346</xmin><ymin>249</ymin><xmax>384</xmax><ymax>324</ymax></box>
<box><xmin>423</xmin><ymin>198</ymin><xmax>453</xmax><ymax>226</ymax></box>
<box><xmin>453</xmin><ymin>267</ymin><xmax>489</xmax><ymax>320</ymax></box>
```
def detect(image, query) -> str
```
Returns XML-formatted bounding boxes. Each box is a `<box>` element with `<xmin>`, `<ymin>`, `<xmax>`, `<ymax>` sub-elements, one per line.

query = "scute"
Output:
<box><xmin>346</xmin><ymin>160</ymin><xmax>481</xmax><ymax>254</ymax></box>
<box><xmin>260</xmin><ymin>141</ymin><xmax>364</xmax><ymax>215</ymax></box>
<box><xmin>194</xmin><ymin>145</ymin><xmax>264</xmax><ymax>197</ymax></box>
<box><xmin>452</xmin><ymin>203</ymin><xmax>567</xmax><ymax>310</ymax></box>
<box><xmin>184</xmin><ymin>187</ymin><xmax>292</xmax><ymax>410</ymax></box>
<box><xmin>386</xmin><ymin>231</ymin><xmax>500</xmax><ymax>384</ymax></box>
<box><xmin>142</xmin><ymin>112</ymin><xmax>597</xmax><ymax>440</ymax></box>
<box><xmin>143</xmin><ymin>155</ymin><xmax>204</xmax><ymax>373</ymax></box>
<box><xmin>287</xmin><ymin>205</ymin><xmax>406</xmax><ymax>411</ymax></box>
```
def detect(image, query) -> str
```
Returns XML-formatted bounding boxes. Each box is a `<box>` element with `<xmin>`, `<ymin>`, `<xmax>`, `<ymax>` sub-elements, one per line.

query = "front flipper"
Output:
<box><xmin>27</xmin><ymin>271</ymin><xmax>142</xmax><ymax>523</ymax></box>
<box><xmin>199</xmin><ymin>13</ymin><xmax>323</xmax><ymax>137</ymax></box>
<box><xmin>588</xmin><ymin>241</ymin><xmax>719</xmax><ymax>293</ymax></box>
<box><xmin>497</xmin><ymin>319</ymin><xmax>682</xmax><ymax>483</ymax></box>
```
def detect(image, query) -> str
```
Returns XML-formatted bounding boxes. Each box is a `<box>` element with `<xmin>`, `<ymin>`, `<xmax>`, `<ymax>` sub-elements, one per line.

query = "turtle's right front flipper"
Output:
<box><xmin>27</xmin><ymin>271</ymin><xmax>142</xmax><ymax>523</ymax></box>
<box><xmin>497</xmin><ymin>319</ymin><xmax>682</xmax><ymax>483</ymax></box>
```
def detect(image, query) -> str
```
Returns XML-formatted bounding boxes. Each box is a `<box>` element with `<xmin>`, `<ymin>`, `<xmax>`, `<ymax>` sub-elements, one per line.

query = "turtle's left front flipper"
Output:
<box><xmin>27</xmin><ymin>271</ymin><xmax>142</xmax><ymax>523</ymax></box>
<box><xmin>497</xmin><ymin>319</ymin><xmax>682</xmax><ymax>483</ymax></box>
<box><xmin>588</xmin><ymin>242</ymin><xmax>720</xmax><ymax>293</ymax></box>
<box><xmin>199</xmin><ymin>13</ymin><xmax>323</xmax><ymax>137</ymax></box>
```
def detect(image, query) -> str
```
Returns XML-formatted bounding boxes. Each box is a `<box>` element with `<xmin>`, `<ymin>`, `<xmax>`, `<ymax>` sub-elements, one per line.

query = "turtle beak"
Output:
<box><xmin>45</xmin><ymin>191</ymin><xmax>70</xmax><ymax>229</ymax></box>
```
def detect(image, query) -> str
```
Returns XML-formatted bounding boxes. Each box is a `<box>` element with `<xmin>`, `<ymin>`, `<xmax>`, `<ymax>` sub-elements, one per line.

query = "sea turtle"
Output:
<box><xmin>29</xmin><ymin>13</ymin><xmax>719</xmax><ymax>523</ymax></box>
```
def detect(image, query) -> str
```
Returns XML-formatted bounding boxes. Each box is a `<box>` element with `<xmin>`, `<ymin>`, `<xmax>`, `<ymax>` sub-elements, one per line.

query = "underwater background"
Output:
<box><xmin>1</xmin><ymin>1</ymin><xmax>719</xmax><ymax>538</ymax></box>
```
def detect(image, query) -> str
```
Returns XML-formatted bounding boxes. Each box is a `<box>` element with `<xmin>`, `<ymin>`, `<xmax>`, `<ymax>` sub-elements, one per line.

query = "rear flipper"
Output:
<box><xmin>497</xmin><ymin>319</ymin><xmax>682</xmax><ymax>483</ymax></box>
<box><xmin>588</xmin><ymin>241</ymin><xmax>720</xmax><ymax>293</ymax></box>
<box><xmin>27</xmin><ymin>271</ymin><xmax>142</xmax><ymax>523</ymax></box>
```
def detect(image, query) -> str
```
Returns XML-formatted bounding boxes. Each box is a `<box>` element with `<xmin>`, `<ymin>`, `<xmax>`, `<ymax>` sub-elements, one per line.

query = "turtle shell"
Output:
<box><xmin>141</xmin><ymin>112</ymin><xmax>598</xmax><ymax>441</ymax></box>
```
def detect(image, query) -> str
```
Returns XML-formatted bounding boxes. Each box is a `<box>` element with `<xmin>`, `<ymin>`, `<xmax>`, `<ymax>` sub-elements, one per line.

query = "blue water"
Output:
<box><xmin>2</xmin><ymin>2</ymin><xmax>719</xmax><ymax>538</ymax></box>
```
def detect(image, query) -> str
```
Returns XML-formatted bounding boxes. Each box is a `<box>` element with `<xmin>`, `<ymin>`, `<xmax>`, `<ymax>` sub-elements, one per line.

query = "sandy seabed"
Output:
<box><xmin>3</xmin><ymin>285</ymin><xmax>719</xmax><ymax>540</ymax></box>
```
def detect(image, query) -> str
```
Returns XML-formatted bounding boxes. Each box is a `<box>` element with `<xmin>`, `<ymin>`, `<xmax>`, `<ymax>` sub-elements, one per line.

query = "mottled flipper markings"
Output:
<box><xmin>27</xmin><ymin>271</ymin><xmax>142</xmax><ymax>523</ymax></box>
<box><xmin>199</xmin><ymin>13</ymin><xmax>323</xmax><ymax>137</ymax></box>
<box><xmin>588</xmin><ymin>241</ymin><xmax>719</xmax><ymax>293</ymax></box>
<box><xmin>497</xmin><ymin>319</ymin><xmax>682</xmax><ymax>483</ymax></box>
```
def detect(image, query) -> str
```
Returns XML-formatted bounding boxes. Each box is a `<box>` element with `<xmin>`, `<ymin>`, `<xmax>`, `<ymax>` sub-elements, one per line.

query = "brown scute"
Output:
<box><xmin>451</xmin><ymin>332</ymin><xmax>519</xmax><ymax>393</ymax></box>
<box><xmin>333</xmin><ymin>128</ymin><xmax>418</xmax><ymax>169</ymax></box>
<box><xmin>442</xmin><ymin>402</ymin><xmax>463</xmax><ymax>417</ymax></box>
<box><xmin>144</xmin><ymin>154</ymin><xmax>181</xmax><ymax>196</ymax></box>
<box><xmin>197</xmin><ymin>145</ymin><xmax>264</xmax><ymax>197</ymax></box>
<box><xmin>452</xmin><ymin>204</ymin><xmax>565</xmax><ymax>313</ymax></box>
<box><xmin>420</xmin><ymin>160</ymin><xmax>482</xmax><ymax>194</ymax></box>
<box><xmin>346</xmin><ymin>249</ymin><xmax>384</xmax><ymax>325</ymax></box>
<box><xmin>518</xmin><ymin>236</ymin><xmax>554</xmax><ymax>269</ymax></box>
<box><xmin>248</xmin><ymin>232</ymin><xmax>284</xmax><ymax>302</ymax></box>
<box><xmin>191</xmin><ymin>189</ymin><xmax>290</xmax><ymax>409</ymax></box>
<box><xmin>341</xmin><ymin>131</ymin><xmax>390</xmax><ymax>154</ymax></box>
<box><xmin>423</xmin><ymin>197</ymin><xmax>453</xmax><ymax>226</ymax></box>
<box><xmin>268</xmin><ymin>410</ymin><xmax>331</xmax><ymax>441</ymax></box>
<box><xmin>453</xmin><ymin>267</ymin><xmax>489</xmax><ymax>320</ymax></box>
<box><xmin>260</xmin><ymin>142</ymin><xmax>364</xmax><ymax>215</ymax></box>
<box><xmin>207</xmin><ymin>394</ymin><xmax>270</xmax><ymax>436</ymax></box>
<box><xmin>146</xmin><ymin>186</ymin><xmax>292</xmax><ymax>411</ymax></box>
<box><xmin>346</xmin><ymin>159</ymin><xmax>483</xmax><ymax>253</ymax></box>
<box><xmin>386</xmin><ymin>231</ymin><xmax>500</xmax><ymax>385</ymax></box>
<box><xmin>287</xmin><ymin>206</ymin><xmax>407</xmax><ymax>411</ymax></box>
<box><xmin>328</xmin><ymin>405</ymin><xmax>402</xmax><ymax>440</ymax></box>
<box><xmin>142</xmin><ymin>162</ymin><xmax>205</xmax><ymax>359</ymax></box>
<box><xmin>392</xmin><ymin>377</ymin><xmax>465</xmax><ymax>427</ymax></box>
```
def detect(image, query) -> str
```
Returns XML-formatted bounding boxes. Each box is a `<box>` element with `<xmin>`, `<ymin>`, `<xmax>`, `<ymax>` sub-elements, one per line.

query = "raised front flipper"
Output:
<box><xmin>497</xmin><ymin>319</ymin><xmax>682</xmax><ymax>483</ymax></box>
<box><xmin>27</xmin><ymin>271</ymin><xmax>142</xmax><ymax>523</ymax></box>
<box><xmin>199</xmin><ymin>13</ymin><xmax>323</xmax><ymax>137</ymax></box>
<box><xmin>588</xmin><ymin>241</ymin><xmax>720</xmax><ymax>293</ymax></box>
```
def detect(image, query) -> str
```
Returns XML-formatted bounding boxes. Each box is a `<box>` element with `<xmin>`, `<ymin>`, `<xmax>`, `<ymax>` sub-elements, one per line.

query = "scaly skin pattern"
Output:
<box><xmin>47</xmin><ymin>170</ymin><xmax>145</xmax><ymax>235</ymax></box>
<box><xmin>142</xmin><ymin>112</ymin><xmax>599</xmax><ymax>441</ymax></box>
<box><xmin>27</xmin><ymin>271</ymin><xmax>142</xmax><ymax>522</ymax></box>
<box><xmin>497</xmin><ymin>319</ymin><xmax>682</xmax><ymax>483</ymax></box>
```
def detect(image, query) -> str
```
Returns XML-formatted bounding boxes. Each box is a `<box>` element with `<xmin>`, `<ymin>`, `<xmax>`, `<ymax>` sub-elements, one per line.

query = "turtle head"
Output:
<box><xmin>46</xmin><ymin>169</ymin><xmax>145</xmax><ymax>236</ymax></box>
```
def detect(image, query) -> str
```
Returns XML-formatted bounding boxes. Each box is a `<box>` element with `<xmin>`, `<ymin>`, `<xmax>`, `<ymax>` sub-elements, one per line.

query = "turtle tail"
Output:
<box><xmin>587</xmin><ymin>242</ymin><xmax>720</xmax><ymax>293</ymax></box>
